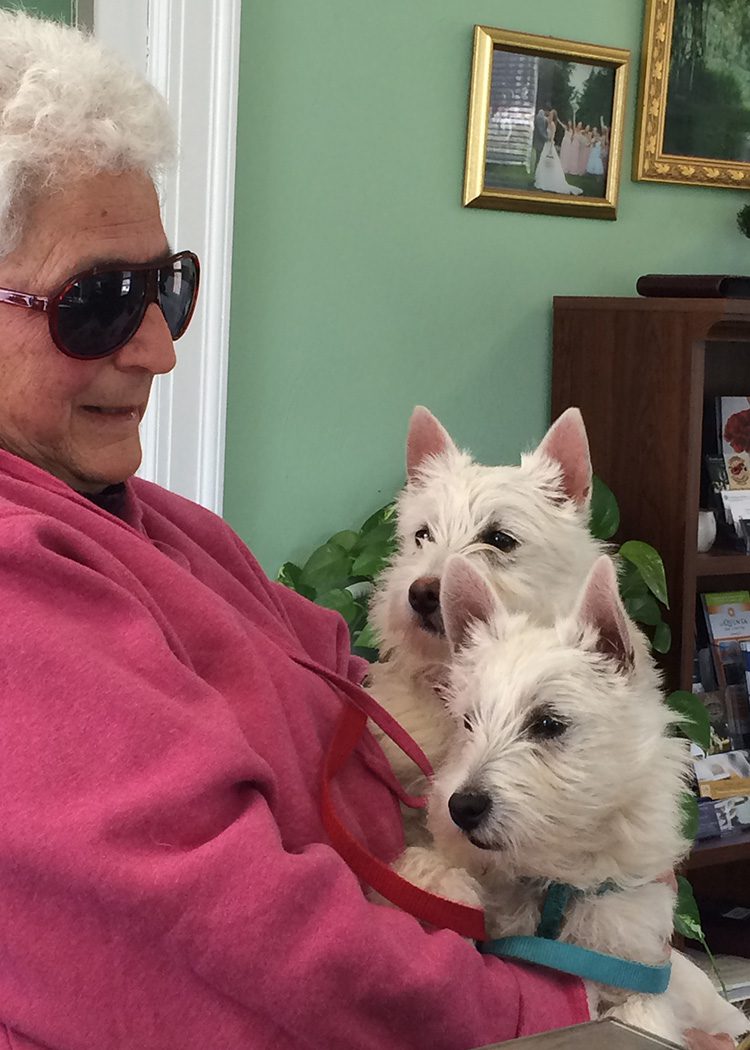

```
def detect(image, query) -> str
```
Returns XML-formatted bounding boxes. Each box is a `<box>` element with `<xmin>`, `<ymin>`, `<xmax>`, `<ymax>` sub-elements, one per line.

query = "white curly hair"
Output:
<box><xmin>0</xmin><ymin>8</ymin><xmax>175</xmax><ymax>259</ymax></box>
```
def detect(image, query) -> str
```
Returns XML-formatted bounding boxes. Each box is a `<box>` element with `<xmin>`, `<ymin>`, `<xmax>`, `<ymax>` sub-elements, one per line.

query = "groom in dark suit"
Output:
<box><xmin>533</xmin><ymin>102</ymin><xmax>550</xmax><ymax>168</ymax></box>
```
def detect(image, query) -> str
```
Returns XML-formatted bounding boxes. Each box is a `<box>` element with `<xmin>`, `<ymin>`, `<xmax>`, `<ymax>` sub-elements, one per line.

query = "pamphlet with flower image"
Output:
<box><xmin>719</xmin><ymin>396</ymin><xmax>750</xmax><ymax>489</ymax></box>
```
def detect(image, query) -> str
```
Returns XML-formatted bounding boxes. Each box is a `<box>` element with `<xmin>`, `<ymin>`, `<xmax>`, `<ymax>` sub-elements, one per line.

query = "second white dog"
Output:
<box><xmin>393</xmin><ymin>554</ymin><xmax>748</xmax><ymax>1046</ymax></box>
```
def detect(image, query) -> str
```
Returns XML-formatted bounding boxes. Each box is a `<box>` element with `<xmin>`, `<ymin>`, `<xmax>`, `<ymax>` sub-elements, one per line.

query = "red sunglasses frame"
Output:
<box><xmin>0</xmin><ymin>250</ymin><xmax>200</xmax><ymax>360</ymax></box>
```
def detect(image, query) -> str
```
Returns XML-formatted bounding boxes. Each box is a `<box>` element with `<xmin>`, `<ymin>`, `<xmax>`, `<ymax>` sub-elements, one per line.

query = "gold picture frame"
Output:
<box><xmin>633</xmin><ymin>0</ymin><xmax>750</xmax><ymax>189</ymax></box>
<box><xmin>463</xmin><ymin>26</ymin><xmax>630</xmax><ymax>220</ymax></box>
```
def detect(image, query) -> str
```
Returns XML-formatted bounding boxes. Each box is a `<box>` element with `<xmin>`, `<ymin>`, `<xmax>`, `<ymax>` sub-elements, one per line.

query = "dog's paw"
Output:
<box><xmin>391</xmin><ymin>845</ymin><xmax>484</xmax><ymax>909</ymax></box>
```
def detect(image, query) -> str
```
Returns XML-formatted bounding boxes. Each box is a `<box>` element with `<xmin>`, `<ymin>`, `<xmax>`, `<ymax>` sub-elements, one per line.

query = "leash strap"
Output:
<box><xmin>292</xmin><ymin>651</ymin><xmax>433</xmax><ymax>806</ymax></box>
<box><xmin>536</xmin><ymin>882</ymin><xmax>576</xmax><ymax>940</ymax></box>
<box><xmin>322</xmin><ymin>701</ymin><xmax>487</xmax><ymax>940</ymax></box>
<box><xmin>291</xmin><ymin>651</ymin><xmax>488</xmax><ymax>941</ymax></box>
<box><xmin>478</xmin><ymin>936</ymin><xmax>672</xmax><ymax>994</ymax></box>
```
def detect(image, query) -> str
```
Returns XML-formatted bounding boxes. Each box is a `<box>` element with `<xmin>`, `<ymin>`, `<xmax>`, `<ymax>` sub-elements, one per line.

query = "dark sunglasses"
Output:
<box><xmin>0</xmin><ymin>250</ymin><xmax>200</xmax><ymax>360</ymax></box>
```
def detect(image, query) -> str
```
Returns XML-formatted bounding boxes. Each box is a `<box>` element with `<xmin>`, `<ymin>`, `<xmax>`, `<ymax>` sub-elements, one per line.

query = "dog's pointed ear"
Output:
<box><xmin>406</xmin><ymin>406</ymin><xmax>457</xmax><ymax>481</ymax></box>
<box><xmin>536</xmin><ymin>407</ymin><xmax>592</xmax><ymax>509</ymax></box>
<box><xmin>576</xmin><ymin>556</ymin><xmax>634</xmax><ymax>674</ymax></box>
<box><xmin>442</xmin><ymin>555</ymin><xmax>500</xmax><ymax>652</ymax></box>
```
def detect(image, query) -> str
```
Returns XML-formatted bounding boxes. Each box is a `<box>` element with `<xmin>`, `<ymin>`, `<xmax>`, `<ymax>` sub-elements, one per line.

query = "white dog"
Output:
<box><xmin>395</xmin><ymin>554</ymin><xmax>748</xmax><ymax>1047</ymax></box>
<box><xmin>367</xmin><ymin>405</ymin><xmax>605</xmax><ymax>794</ymax></box>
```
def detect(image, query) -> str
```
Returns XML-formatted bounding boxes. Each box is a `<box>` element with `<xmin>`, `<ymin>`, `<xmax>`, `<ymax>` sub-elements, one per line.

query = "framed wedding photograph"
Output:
<box><xmin>463</xmin><ymin>26</ymin><xmax>630</xmax><ymax>220</ymax></box>
<box><xmin>633</xmin><ymin>0</ymin><xmax>750</xmax><ymax>189</ymax></box>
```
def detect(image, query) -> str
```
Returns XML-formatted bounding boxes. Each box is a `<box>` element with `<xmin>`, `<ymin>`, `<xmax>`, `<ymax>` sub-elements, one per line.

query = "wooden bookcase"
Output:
<box><xmin>551</xmin><ymin>296</ymin><xmax>750</xmax><ymax>918</ymax></box>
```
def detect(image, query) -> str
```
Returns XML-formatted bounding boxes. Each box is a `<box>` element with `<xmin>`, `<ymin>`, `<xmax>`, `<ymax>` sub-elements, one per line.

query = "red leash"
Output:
<box><xmin>291</xmin><ymin>652</ymin><xmax>487</xmax><ymax>942</ymax></box>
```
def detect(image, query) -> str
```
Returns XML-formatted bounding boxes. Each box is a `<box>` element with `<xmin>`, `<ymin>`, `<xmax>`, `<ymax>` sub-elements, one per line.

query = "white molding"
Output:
<box><xmin>92</xmin><ymin>0</ymin><xmax>241</xmax><ymax>514</ymax></box>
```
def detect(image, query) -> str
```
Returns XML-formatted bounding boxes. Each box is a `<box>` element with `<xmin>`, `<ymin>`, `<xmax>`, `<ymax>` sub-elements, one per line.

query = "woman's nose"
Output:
<box><xmin>114</xmin><ymin>302</ymin><xmax>177</xmax><ymax>375</ymax></box>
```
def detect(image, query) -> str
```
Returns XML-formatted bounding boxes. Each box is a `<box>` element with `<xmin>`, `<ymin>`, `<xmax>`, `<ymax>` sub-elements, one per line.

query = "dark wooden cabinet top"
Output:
<box><xmin>554</xmin><ymin>296</ymin><xmax>750</xmax><ymax>319</ymax></box>
<box><xmin>686</xmin><ymin>829</ymin><xmax>750</xmax><ymax>870</ymax></box>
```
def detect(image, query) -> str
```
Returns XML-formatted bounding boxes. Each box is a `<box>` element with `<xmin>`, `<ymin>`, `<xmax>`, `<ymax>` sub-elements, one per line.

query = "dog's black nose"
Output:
<box><xmin>448</xmin><ymin>791</ymin><xmax>492</xmax><ymax>831</ymax></box>
<box><xmin>408</xmin><ymin>576</ymin><xmax>440</xmax><ymax>616</ymax></box>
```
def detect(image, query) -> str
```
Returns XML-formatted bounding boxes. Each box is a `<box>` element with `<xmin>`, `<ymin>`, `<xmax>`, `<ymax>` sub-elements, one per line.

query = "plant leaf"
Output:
<box><xmin>673</xmin><ymin>876</ymin><xmax>704</xmax><ymax>942</ymax></box>
<box><xmin>680</xmin><ymin>790</ymin><xmax>699</xmax><ymax>842</ymax></box>
<box><xmin>672</xmin><ymin>879</ymin><xmax>728</xmax><ymax>997</ymax></box>
<box><xmin>619</xmin><ymin>541</ymin><xmax>670</xmax><ymax>609</ymax></box>
<box><xmin>353</xmin><ymin>519</ymin><xmax>397</xmax><ymax>554</ymax></box>
<box><xmin>652</xmin><ymin>620</ymin><xmax>672</xmax><ymax>654</ymax></box>
<box><xmin>352</xmin><ymin>546</ymin><xmax>393</xmax><ymax>578</ymax></box>
<box><xmin>624</xmin><ymin>591</ymin><xmax>662</xmax><ymax>626</ymax></box>
<box><xmin>277</xmin><ymin>561</ymin><xmax>303</xmax><ymax>589</ymax></box>
<box><xmin>589</xmin><ymin>476</ymin><xmax>620</xmax><ymax>540</ymax></box>
<box><xmin>359</xmin><ymin>503</ymin><xmax>397</xmax><ymax>536</ymax></box>
<box><xmin>666</xmin><ymin>690</ymin><xmax>711</xmax><ymax>750</ymax></box>
<box><xmin>619</xmin><ymin>562</ymin><xmax>671</xmax><ymax>653</ymax></box>
<box><xmin>352</xmin><ymin>643</ymin><xmax>380</xmax><ymax>663</ymax></box>
<box><xmin>316</xmin><ymin>588</ymin><xmax>365</xmax><ymax>628</ymax></box>
<box><xmin>618</xmin><ymin>560</ymin><xmax>648</xmax><ymax>600</ymax></box>
<box><xmin>351</xmin><ymin>517</ymin><xmax>397</xmax><ymax>579</ymax></box>
<box><xmin>300</xmin><ymin>542</ymin><xmax>354</xmax><ymax>593</ymax></box>
<box><xmin>277</xmin><ymin>561</ymin><xmax>317</xmax><ymax>600</ymax></box>
<box><xmin>329</xmin><ymin>530</ymin><xmax>360</xmax><ymax>553</ymax></box>
<box><xmin>353</xmin><ymin>621</ymin><xmax>378</xmax><ymax>651</ymax></box>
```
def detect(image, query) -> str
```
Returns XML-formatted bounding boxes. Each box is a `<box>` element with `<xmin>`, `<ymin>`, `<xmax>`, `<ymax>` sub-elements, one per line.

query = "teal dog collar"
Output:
<box><xmin>477</xmin><ymin>880</ymin><xmax>671</xmax><ymax>994</ymax></box>
<box><xmin>478</xmin><ymin>935</ymin><xmax>671</xmax><ymax>994</ymax></box>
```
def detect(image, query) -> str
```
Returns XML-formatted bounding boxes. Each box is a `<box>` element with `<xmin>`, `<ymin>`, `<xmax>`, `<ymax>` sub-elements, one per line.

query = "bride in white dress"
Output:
<box><xmin>533</xmin><ymin>109</ymin><xmax>583</xmax><ymax>195</ymax></box>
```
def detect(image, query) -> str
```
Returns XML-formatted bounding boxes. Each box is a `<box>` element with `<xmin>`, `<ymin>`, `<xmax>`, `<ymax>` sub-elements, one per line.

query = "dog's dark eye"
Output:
<box><xmin>414</xmin><ymin>526</ymin><xmax>433</xmax><ymax>547</ymax></box>
<box><xmin>527</xmin><ymin>711</ymin><xmax>568</xmax><ymax>741</ymax></box>
<box><xmin>480</xmin><ymin>527</ymin><xmax>518</xmax><ymax>553</ymax></box>
<box><xmin>463</xmin><ymin>714</ymin><xmax>474</xmax><ymax>732</ymax></box>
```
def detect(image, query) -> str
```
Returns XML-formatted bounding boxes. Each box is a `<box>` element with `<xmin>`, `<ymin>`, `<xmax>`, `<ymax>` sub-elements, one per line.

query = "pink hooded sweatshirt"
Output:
<box><xmin>0</xmin><ymin>450</ymin><xmax>587</xmax><ymax>1050</ymax></box>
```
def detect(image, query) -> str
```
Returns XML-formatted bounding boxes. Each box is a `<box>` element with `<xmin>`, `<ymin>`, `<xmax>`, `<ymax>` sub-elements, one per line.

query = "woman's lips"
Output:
<box><xmin>81</xmin><ymin>405</ymin><xmax>141</xmax><ymax>420</ymax></box>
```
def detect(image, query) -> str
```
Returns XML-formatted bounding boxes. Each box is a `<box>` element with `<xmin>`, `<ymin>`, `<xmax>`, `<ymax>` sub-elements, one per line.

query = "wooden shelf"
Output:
<box><xmin>552</xmin><ymin>296</ymin><xmax>750</xmax><ymax>895</ymax></box>
<box><xmin>696</xmin><ymin>549</ymin><xmax>750</xmax><ymax>578</ymax></box>
<box><xmin>684</xmin><ymin>829</ymin><xmax>750</xmax><ymax>871</ymax></box>
<box><xmin>552</xmin><ymin>296</ymin><xmax>750</xmax><ymax>317</ymax></box>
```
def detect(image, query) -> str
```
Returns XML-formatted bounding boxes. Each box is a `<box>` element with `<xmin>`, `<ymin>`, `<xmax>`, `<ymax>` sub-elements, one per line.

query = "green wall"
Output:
<box><xmin>227</xmin><ymin>1</ymin><xmax>746</xmax><ymax>573</ymax></box>
<box><xmin>1</xmin><ymin>1</ymin><xmax>71</xmax><ymax>19</ymax></box>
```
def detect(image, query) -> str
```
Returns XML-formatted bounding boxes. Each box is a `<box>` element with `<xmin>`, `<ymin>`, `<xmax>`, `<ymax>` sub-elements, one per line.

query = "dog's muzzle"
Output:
<box><xmin>448</xmin><ymin>790</ymin><xmax>498</xmax><ymax>850</ymax></box>
<box><xmin>408</xmin><ymin>576</ymin><xmax>445</xmax><ymax>635</ymax></box>
<box><xmin>448</xmin><ymin>790</ymin><xmax>492</xmax><ymax>831</ymax></box>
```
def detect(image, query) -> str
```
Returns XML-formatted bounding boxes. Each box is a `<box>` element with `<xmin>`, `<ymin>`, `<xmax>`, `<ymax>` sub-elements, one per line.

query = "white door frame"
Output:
<box><xmin>91</xmin><ymin>0</ymin><xmax>241</xmax><ymax>515</ymax></box>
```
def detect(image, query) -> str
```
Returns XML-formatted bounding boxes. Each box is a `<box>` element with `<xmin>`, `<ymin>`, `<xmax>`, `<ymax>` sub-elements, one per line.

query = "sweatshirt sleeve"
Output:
<box><xmin>0</xmin><ymin>522</ymin><xmax>587</xmax><ymax>1050</ymax></box>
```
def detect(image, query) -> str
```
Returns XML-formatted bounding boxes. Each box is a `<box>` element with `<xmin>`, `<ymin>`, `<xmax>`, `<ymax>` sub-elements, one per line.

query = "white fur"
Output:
<box><xmin>367</xmin><ymin>407</ymin><xmax>605</xmax><ymax>795</ymax></box>
<box><xmin>0</xmin><ymin>9</ymin><xmax>174</xmax><ymax>258</ymax></box>
<box><xmin>394</xmin><ymin>557</ymin><xmax>748</xmax><ymax>1046</ymax></box>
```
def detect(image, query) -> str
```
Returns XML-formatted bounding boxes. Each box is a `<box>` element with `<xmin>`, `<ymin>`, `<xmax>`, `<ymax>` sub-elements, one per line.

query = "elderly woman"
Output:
<box><xmin>0</xmin><ymin>13</ymin><xmax>733</xmax><ymax>1050</ymax></box>
<box><xmin>0</xmin><ymin>14</ymin><xmax>590</xmax><ymax>1048</ymax></box>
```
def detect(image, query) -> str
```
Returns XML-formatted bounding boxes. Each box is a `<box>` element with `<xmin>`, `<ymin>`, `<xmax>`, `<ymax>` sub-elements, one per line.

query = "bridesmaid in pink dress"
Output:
<box><xmin>560</xmin><ymin>121</ymin><xmax>575</xmax><ymax>173</ymax></box>
<box><xmin>600</xmin><ymin>117</ymin><xmax>610</xmax><ymax>178</ymax></box>
<box><xmin>579</xmin><ymin>126</ymin><xmax>592</xmax><ymax>175</ymax></box>
<box><xmin>572</xmin><ymin>123</ymin><xmax>585</xmax><ymax>176</ymax></box>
